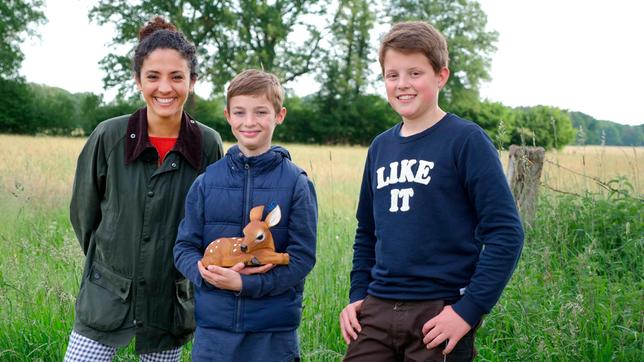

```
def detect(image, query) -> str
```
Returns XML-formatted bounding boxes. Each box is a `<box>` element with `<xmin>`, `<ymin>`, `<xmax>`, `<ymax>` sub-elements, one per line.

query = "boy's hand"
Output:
<box><xmin>198</xmin><ymin>261</ymin><xmax>243</xmax><ymax>291</ymax></box>
<box><xmin>339</xmin><ymin>299</ymin><xmax>364</xmax><ymax>344</ymax></box>
<box><xmin>422</xmin><ymin>305</ymin><xmax>472</xmax><ymax>354</ymax></box>
<box><xmin>235</xmin><ymin>262</ymin><xmax>275</xmax><ymax>275</ymax></box>
<box><xmin>198</xmin><ymin>262</ymin><xmax>275</xmax><ymax>291</ymax></box>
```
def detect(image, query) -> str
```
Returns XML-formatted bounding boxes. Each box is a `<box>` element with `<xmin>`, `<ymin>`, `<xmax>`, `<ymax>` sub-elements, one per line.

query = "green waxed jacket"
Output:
<box><xmin>70</xmin><ymin>108</ymin><xmax>223</xmax><ymax>354</ymax></box>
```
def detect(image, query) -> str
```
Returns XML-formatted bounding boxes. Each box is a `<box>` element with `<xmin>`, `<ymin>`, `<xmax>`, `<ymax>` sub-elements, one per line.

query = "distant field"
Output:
<box><xmin>0</xmin><ymin>134</ymin><xmax>642</xmax><ymax>361</ymax></box>
<box><xmin>1</xmin><ymin>135</ymin><xmax>640</xmax><ymax>208</ymax></box>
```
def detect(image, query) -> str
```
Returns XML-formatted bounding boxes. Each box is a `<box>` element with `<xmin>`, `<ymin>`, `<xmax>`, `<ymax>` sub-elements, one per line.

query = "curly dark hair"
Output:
<box><xmin>132</xmin><ymin>16</ymin><xmax>198</xmax><ymax>81</ymax></box>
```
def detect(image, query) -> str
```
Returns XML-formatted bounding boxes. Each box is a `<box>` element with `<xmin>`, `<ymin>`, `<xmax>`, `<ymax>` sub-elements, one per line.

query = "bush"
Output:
<box><xmin>451</xmin><ymin>100</ymin><xmax>516</xmax><ymax>149</ymax></box>
<box><xmin>80</xmin><ymin>96</ymin><xmax>143</xmax><ymax>135</ymax></box>
<box><xmin>186</xmin><ymin>95</ymin><xmax>231</xmax><ymax>141</ymax></box>
<box><xmin>511</xmin><ymin>105</ymin><xmax>575</xmax><ymax>149</ymax></box>
<box><xmin>304</xmin><ymin>94</ymin><xmax>399</xmax><ymax>145</ymax></box>
<box><xmin>277</xmin><ymin>96</ymin><xmax>320</xmax><ymax>143</ymax></box>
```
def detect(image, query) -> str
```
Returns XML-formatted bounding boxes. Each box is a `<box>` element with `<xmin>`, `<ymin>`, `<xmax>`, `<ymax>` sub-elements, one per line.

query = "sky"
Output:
<box><xmin>19</xmin><ymin>0</ymin><xmax>644</xmax><ymax>126</ymax></box>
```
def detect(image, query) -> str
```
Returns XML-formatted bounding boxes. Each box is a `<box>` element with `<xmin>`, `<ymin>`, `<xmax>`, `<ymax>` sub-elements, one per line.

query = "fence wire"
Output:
<box><xmin>540</xmin><ymin>158</ymin><xmax>643</xmax><ymax>202</ymax></box>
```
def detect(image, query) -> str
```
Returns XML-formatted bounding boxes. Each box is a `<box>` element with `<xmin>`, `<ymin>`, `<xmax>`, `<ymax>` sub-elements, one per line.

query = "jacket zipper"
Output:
<box><xmin>243</xmin><ymin>162</ymin><xmax>251</xmax><ymax>224</ymax></box>
<box><xmin>235</xmin><ymin>161</ymin><xmax>251</xmax><ymax>331</ymax></box>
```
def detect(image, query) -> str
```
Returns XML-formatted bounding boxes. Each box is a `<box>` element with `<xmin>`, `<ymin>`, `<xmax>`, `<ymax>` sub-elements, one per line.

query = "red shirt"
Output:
<box><xmin>149</xmin><ymin>136</ymin><xmax>177</xmax><ymax>164</ymax></box>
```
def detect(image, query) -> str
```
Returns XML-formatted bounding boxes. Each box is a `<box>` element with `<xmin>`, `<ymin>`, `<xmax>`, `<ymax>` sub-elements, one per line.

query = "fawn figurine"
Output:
<box><xmin>201</xmin><ymin>205</ymin><xmax>290</xmax><ymax>267</ymax></box>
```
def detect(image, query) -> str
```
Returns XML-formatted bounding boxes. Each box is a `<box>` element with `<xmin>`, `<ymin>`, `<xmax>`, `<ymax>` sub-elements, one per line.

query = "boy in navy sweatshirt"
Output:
<box><xmin>174</xmin><ymin>69</ymin><xmax>317</xmax><ymax>362</ymax></box>
<box><xmin>339</xmin><ymin>21</ymin><xmax>524</xmax><ymax>361</ymax></box>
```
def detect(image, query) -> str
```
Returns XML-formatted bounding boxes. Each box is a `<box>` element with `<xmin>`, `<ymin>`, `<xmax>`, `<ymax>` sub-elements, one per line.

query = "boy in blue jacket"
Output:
<box><xmin>174</xmin><ymin>69</ymin><xmax>317</xmax><ymax>362</ymax></box>
<box><xmin>339</xmin><ymin>22</ymin><xmax>524</xmax><ymax>361</ymax></box>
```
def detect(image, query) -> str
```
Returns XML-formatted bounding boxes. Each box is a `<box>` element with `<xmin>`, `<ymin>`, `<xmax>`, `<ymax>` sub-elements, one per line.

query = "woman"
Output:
<box><xmin>64</xmin><ymin>17</ymin><xmax>223</xmax><ymax>361</ymax></box>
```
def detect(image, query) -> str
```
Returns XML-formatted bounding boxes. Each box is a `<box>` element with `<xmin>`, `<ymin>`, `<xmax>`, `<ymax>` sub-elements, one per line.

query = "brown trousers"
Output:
<box><xmin>343</xmin><ymin>295</ymin><xmax>477</xmax><ymax>362</ymax></box>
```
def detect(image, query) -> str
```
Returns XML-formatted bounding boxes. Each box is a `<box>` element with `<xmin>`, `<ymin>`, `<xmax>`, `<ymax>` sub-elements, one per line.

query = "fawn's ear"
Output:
<box><xmin>265</xmin><ymin>205</ymin><xmax>281</xmax><ymax>228</ymax></box>
<box><xmin>249</xmin><ymin>205</ymin><xmax>265</xmax><ymax>221</ymax></box>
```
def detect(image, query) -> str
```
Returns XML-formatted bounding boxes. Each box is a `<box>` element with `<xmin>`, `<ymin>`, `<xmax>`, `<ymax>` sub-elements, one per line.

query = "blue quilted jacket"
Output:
<box><xmin>174</xmin><ymin>145</ymin><xmax>317</xmax><ymax>332</ymax></box>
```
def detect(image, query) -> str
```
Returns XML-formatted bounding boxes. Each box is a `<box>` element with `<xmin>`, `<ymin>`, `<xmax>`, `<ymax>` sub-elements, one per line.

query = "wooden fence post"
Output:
<box><xmin>507</xmin><ymin>145</ymin><xmax>545</xmax><ymax>226</ymax></box>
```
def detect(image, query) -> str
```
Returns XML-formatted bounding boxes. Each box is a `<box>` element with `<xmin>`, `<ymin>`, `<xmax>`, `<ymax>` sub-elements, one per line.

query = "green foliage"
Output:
<box><xmin>318</xmin><ymin>0</ymin><xmax>375</xmax><ymax>98</ymax></box>
<box><xmin>186</xmin><ymin>95</ymin><xmax>231</xmax><ymax>141</ymax></box>
<box><xmin>451</xmin><ymin>99</ymin><xmax>516</xmax><ymax>149</ymax></box>
<box><xmin>311</xmin><ymin>94</ymin><xmax>399</xmax><ymax>145</ymax></box>
<box><xmin>0</xmin><ymin>0</ymin><xmax>46</xmax><ymax>79</ymax></box>
<box><xmin>387</xmin><ymin>0</ymin><xmax>498</xmax><ymax>109</ymax></box>
<box><xmin>276</xmin><ymin>94</ymin><xmax>399</xmax><ymax>146</ymax></box>
<box><xmin>276</xmin><ymin>96</ymin><xmax>320</xmax><ymax>143</ymax></box>
<box><xmin>0</xmin><ymin>191</ymin><xmax>82</xmax><ymax>361</ymax></box>
<box><xmin>511</xmin><ymin>105</ymin><xmax>575</xmax><ymax>150</ymax></box>
<box><xmin>0</xmin><ymin>80</ymin><xmax>142</xmax><ymax>136</ymax></box>
<box><xmin>570</xmin><ymin>111</ymin><xmax>644</xmax><ymax>146</ymax></box>
<box><xmin>497</xmin><ymin>186</ymin><xmax>643</xmax><ymax>360</ymax></box>
<box><xmin>28</xmin><ymin>84</ymin><xmax>79</xmax><ymax>134</ymax></box>
<box><xmin>80</xmin><ymin>96</ymin><xmax>143</xmax><ymax>134</ymax></box>
<box><xmin>311</xmin><ymin>0</ymin><xmax>384</xmax><ymax>145</ymax></box>
<box><xmin>0</xmin><ymin>81</ymin><xmax>81</xmax><ymax>135</ymax></box>
<box><xmin>89</xmin><ymin>0</ymin><xmax>325</xmax><ymax>96</ymax></box>
<box><xmin>538</xmin><ymin>180</ymin><xmax>643</xmax><ymax>271</ymax></box>
<box><xmin>0</xmin><ymin>78</ymin><xmax>33</xmax><ymax>133</ymax></box>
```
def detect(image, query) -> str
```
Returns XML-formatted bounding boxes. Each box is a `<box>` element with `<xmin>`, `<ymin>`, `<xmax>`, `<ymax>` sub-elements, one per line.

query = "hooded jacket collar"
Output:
<box><xmin>226</xmin><ymin>145</ymin><xmax>291</xmax><ymax>173</ymax></box>
<box><xmin>125</xmin><ymin>108</ymin><xmax>203</xmax><ymax>170</ymax></box>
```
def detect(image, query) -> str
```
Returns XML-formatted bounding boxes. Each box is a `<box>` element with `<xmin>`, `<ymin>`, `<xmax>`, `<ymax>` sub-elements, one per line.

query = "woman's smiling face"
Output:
<box><xmin>136</xmin><ymin>48</ymin><xmax>195</xmax><ymax>123</ymax></box>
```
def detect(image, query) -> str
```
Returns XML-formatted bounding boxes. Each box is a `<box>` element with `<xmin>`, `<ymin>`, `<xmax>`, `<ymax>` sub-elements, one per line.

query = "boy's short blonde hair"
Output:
<box><xmin>378</xmin><ymin>21</ymin><xmax>449</xmax><ymax>74</ymax></box>
<box><xmin>226</xmin><ymin>69</ymin><xmax>285</xmax><ymax>113</ymax></box>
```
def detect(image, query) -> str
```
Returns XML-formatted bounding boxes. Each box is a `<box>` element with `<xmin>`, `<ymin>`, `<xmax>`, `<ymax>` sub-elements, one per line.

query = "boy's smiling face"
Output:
<box><xmin>383</xmin><ymin>49</ymin><xmax>449</xmax><ymax>124</ymax></box>
<box><xmin>225</xmin><ymin>94</ymin><xmax>286</xmax><ymax>157</ymax></box>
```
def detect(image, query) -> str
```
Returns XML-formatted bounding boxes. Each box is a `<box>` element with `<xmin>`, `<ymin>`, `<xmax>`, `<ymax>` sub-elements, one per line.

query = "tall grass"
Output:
<box><xmin>0</xmin><ymin>134</ymin><xmax>642</xmax><ymax>361</ymax></box>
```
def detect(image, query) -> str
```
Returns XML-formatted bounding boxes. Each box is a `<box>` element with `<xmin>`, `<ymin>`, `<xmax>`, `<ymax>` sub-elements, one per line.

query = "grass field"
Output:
<box><xmin>0</xmin><ymin>134</ymin><xmax>642</xmax><ymax>361</ymax></box>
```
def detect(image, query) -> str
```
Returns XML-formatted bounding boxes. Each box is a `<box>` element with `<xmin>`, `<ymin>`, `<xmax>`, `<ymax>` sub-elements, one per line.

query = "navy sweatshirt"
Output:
<box><xmin>349</xmin><ymin>113</ymin><xmax>524</xmax><ymax>327</ymax></box>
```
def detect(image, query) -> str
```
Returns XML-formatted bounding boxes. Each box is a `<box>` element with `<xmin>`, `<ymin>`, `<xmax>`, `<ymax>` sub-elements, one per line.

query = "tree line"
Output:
<box><xmin>570</xmin><ymin>112</ymin><xmax>644</xmax><ymax>147</ymax></box>
<box><xmin>1</xmin><ymin>0</ymin><xmax>642</xmax><ymax>148</ymax></box>
<box><xmin>6</xmin><ymin>80</ymin><xmax>643</xmax><ymax>148</ymax></box>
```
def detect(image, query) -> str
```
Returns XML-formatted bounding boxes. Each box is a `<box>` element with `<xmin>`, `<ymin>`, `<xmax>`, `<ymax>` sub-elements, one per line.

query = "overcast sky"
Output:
<box><xmin>19</xmin><ymin>0</ymin><xmax>644</xmax><ymax>126</ymax></box>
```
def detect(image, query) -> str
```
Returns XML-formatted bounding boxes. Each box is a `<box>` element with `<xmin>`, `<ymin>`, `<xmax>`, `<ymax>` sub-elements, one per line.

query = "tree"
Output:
<box><xmin>313</xmin><ymin>0</ymin><xmax>380</xmax><ymax>144</ymax></box>
<box><xmin>0</xmin><ymin>0</ymin><xmax>46</xmax><ymax>79</ymax></box>
<box><xmin>318</xmin><ymin>0</ymin><xmax>375</xmax><ymax>98</ymax></box>
<box><xmin>29</xmin><ymin>84</ymin><xmax>80</xmax><ymax>134</ymax></box>
<box><xmin>569</xmin><ymin>111</ymin><xmax>644</xmax><ymax>146</ymax></box>
<box><xmin>621</xmin><ymin>125</ymin><xmax>644</xmax><ymax>146</ymax></box>
<box><xmin>0</xmin><ymin>78</ymin><xmax>33</xmax><ymax>133</ymax></box>
<box><xmin>75</xmin><ymin>93</ymin><xmax>143</xmax><ymax>135</ymax></box>
<box><xmin>0</xmin><ymin>82</ymin><xmax>80</xmax><ymax>135</ymax></box>
<box><xmin>570</xmin><ymin>111</ymin><xmax>600</xmax><ymax>144</ymax></box>
<box><xmin>90</xmin><ymin>0</ymin><xmax>326</xmax><ymax>96</ymax></box>
<box><xmin>511</xmin><ymin>106</ymin><xmax>575</xmax><ymax>150</ymax></box>
<box><xmin>386</xmin><ymin>0</ymin><xmax>498</xmax><ymax>109</ymax></box>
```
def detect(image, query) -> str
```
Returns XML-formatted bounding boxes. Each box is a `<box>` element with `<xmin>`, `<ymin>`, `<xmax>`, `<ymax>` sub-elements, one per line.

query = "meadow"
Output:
<box><xmin>0</xmin><ymin>134</ymin><xmax>642</xmax><ymax>361</ymax></box>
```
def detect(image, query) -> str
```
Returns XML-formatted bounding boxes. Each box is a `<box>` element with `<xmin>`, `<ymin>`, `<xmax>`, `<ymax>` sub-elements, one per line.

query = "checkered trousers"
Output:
<box><xmin>64</xmin><ymin>330</ymin><xmax>182</xmax><ymax>362</ymax></box>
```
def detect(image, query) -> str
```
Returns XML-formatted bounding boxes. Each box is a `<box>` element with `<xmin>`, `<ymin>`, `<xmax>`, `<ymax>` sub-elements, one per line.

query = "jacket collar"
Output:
<box><xmin>226</xmin><ymin>145</ymin><xmax>291</xmax><ymax>173</ymax></box>
<box><xmin>125</xmin><ymin>108</ymin><xmax>203</xmax><ymax>170</ymax></box>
